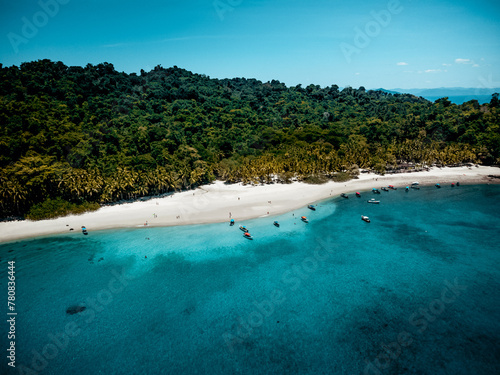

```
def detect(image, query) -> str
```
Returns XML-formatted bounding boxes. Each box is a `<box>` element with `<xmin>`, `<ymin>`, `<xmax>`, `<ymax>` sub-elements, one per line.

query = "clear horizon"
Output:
<box><xmin>1</xmin><ymin>0</ymin><xmax>499</xmax><ymax>90</ymax></box>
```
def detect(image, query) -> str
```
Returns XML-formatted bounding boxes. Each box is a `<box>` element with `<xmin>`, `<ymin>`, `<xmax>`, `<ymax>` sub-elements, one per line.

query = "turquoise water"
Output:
<box><xmin>1</xmin><ymin>184</ymin><xmax>499</xmax><ymax>374</ymax></box>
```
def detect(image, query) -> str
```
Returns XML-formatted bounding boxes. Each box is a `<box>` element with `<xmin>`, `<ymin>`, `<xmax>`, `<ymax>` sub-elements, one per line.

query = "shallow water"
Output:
<box><xmin>1</xmin><ymin>184</ymin><xmax>499</xmax><ymax>374</ymax></box>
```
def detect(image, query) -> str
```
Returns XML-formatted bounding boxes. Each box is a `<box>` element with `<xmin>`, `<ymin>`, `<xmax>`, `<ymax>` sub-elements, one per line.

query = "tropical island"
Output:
<box><xmin>1</xmin><ymin>59</ymin><xmax>499</xmax><ymax>222</ymax></box>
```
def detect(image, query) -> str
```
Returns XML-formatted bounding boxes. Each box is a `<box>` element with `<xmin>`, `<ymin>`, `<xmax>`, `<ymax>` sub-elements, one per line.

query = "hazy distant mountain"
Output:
<box><xmin>373</xmin><ymin>88</ymin><xmax>401</xmax><ymax>95</ymax></box>
<box><xmin>380</xmin><ymin>87</ymin><xmax>500</xmax><ymax>104</ymax></box>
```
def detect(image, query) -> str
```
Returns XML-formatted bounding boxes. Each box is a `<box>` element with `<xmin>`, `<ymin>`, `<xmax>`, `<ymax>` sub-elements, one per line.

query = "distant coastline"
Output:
<box><xmin>376</xmin><ymin>87</ymin><xmax>500</xmax><ymax>104</ymax></box>
<box><xmin>0</xmin><ymin>166</ymin><xmax>498</xmax><ymax>243</ymax></box>
<box><xmin>422</xmin><ymin>95</ymin><xmax>494</xmax><ymax>105</ymax></box>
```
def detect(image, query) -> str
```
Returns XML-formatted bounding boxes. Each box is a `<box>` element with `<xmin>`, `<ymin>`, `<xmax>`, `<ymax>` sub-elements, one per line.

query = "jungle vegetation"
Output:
<box><xmin>1</xmin><ymin>60</ymin><xmax>499</xmax><ymax>219</ymax></box>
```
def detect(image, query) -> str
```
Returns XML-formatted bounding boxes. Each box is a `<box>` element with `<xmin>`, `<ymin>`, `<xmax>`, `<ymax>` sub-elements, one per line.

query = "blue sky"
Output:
<box><xmin>1</xmin><ymin>0</ymin><xmax>499</xmax><ymax>89</ymax></box>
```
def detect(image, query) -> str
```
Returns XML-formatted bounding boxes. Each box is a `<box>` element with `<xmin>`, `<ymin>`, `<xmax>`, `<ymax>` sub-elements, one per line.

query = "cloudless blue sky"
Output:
<box><xmin>1</xmin><ymin>0</ymin><xmax>499</xmax><ymax>89</ymax></box>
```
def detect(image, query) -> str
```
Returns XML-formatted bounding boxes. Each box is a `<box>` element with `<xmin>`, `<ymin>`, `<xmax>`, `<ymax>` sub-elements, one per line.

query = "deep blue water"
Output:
<box><xmin>1</xmin><ymin>184</ymin><xmax>499</xmax><ymax>375</ymax></box>
<box><xmin>423</xmin><ymin>95</ymin><xmax>493</xmax><ymax>105</ymax></box>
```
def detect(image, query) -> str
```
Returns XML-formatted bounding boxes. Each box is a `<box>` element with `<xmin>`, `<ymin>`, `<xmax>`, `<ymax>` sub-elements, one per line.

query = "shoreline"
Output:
<box><xmin>1</xmin><ymin>166</ymin><xmax>499</xmax><ymax>243</ymax></box>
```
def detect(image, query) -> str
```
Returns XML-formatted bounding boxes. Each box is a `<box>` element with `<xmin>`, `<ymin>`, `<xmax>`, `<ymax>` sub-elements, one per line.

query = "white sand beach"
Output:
<box><xmin>1</xmin><ymin>166</ymin><xmax>499</xmax><ymax>243</ymax></box>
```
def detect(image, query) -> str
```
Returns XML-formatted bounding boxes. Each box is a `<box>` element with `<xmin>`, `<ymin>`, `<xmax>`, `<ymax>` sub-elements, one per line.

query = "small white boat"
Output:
<box><xmin>367</xmin><ymin>199</ymin><xmax>380</xmax><ymax>204</ymax></box>
<box><xmin>361</xmin><ymin>215</ymin><xmax>370</xmax><ymax>223</ymax></box>
<box><xmin>411</xmin><ymin>182</ymin><xmax>419</xmax><ymax>186</ymax></box>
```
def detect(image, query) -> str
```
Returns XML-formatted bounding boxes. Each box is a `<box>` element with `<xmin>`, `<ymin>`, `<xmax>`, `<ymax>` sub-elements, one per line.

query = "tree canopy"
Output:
<box><xmin>1</xmin><ymin>60</ymin><xmax>499</xmax><ymax>219</ymax></box>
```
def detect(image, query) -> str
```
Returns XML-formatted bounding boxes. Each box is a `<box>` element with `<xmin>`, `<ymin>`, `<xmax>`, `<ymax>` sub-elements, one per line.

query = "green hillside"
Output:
<box><xmin>1</xmin><ymin>60</ymin><xmax>499</xmax><ymax>219</ymax></box>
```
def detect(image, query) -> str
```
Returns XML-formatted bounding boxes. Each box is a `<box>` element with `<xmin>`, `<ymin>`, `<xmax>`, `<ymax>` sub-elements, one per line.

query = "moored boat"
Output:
<box><xmin>356</xmin><ymin>192</ymin><xmax>361</xmax><ymax>197</ymax></box>
<box><xmin>411</xmin><ymin>181</ymin><xmax>419</xmax><ymax>186</ymax></box>
<box><xmin>230</xmin><ymin>219</ymin><xmax>235</xmax><ymax>226</ymax></box>
<box><xmin>273</xmin><ymin>221</ymin><xmax>280</xmax><ymax>227</ymax></box>
<box><xmin>340</xmin><ymin>193</ymin><xmax>348</xmax><ymax>199</ymax></box>
<box><xmin>301</xmin><ymin>216</ymin><xmax>308</xmax><ymax>223</ymax></box>
<box><xmin>388</xmin><ymin>185</ymin><xmax>397</xmax><ymax>190</ymax></box>
<box><xmin>81</xmin><ymin>226</ymin><xmax>88</xmax><ymax>235</ymax></box>
<box><xmin>372</xmin><ymin>188</ymin><xmax>380</xmax><ymax>194</ymax></box>
<box><xmin>307</xmin><ymin>204</ymin><xmax>316</xmax><ymax>210</ymax></box>
<box><xmin>239</xmin><ymin>225</ymin><xmax>248</xmax><ymax>232</ymax></box>
<box><xmin>405</xmin><ymin>186</ymin><xmax>409</xmax><ymax>192</ymax></box>
<box><xmin>411</xmin><ymin>185</ymin><xmax>420</xmax><ymax>190</ymax></box>
<box><xmin>367</xmin><ymin>198</ymin><xmax>380</xmax><ymax>204</ymax></box>
<box><xmin>435</xmin><ymin>183</ymin><xmax>441</xmax><ymax>188</ymax></box>
<box><xmin>361</xmin><ymin>215</ymin><xmax>370</xmax><ymax>223</ymax></box>
<box><xmin>381</xmin><ymin>187</ymin><xmax>389</xmax><ymax>192</ymax></box>
<box><xmin>243</xmin><ymin>232</ymin><xmax>253</xmax><ymax>240</ymax></box>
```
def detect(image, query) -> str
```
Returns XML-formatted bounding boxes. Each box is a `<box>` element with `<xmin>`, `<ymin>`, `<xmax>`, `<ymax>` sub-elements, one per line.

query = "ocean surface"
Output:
<box><xmin>1</xmin><ymin>184</ymin><xmax>499</xmax><ymax>375</ymax></box>
<box><xmin>422</xmin><ymin>95</ymin><xmax>494</xmax><ymax>105</ymax></box>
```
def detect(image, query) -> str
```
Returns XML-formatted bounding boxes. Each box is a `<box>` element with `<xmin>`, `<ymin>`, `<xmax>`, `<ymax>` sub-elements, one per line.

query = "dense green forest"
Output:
<box><xmin>1</xmin><ymin>59</ymin><xmax>499</xmax><ymax>219</ymax></box>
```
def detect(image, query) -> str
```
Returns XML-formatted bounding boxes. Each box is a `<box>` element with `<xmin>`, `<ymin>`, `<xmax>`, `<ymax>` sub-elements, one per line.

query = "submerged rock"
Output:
<box><xmin>181</xmin><ymin>305</ymin><xmax>196</xmax><ymax>316</ymax></box>
<box><xmin>66</xmin><ymin>305</ymin><xmax>86</xmax><ymax>315</ymax></box>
